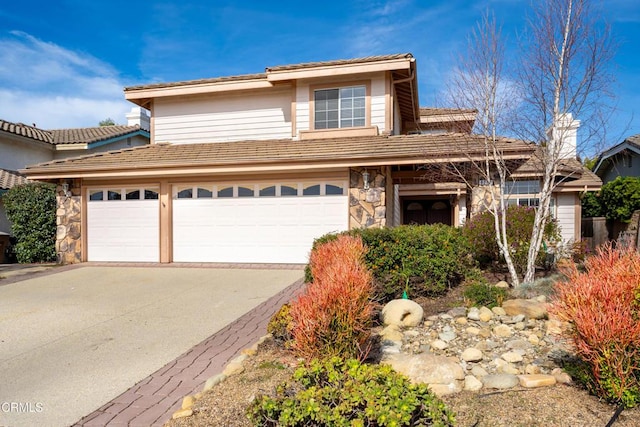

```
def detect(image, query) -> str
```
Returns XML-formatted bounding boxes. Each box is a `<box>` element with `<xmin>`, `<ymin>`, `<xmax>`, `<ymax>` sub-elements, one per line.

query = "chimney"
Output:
<box><xmin>549</xmin><ymin>113</ymin><xmax>580</xmax><ymax>159</ymax></box>
<box><xmin>126</xmin><ymin>107</ymin><xmax>150</xmax><ymax>131</ymax></box>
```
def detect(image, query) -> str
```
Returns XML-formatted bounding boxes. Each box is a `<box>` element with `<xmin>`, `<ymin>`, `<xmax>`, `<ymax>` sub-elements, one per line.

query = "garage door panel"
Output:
<box><xmin>173</xmin><ymin>196</ymin><xmax>348</xmax><ymax>263</ymax></box>
<box><xmin>88</xmin><ymin>200</ymin><xmax>159</xmax><ymax>262</ymax></box>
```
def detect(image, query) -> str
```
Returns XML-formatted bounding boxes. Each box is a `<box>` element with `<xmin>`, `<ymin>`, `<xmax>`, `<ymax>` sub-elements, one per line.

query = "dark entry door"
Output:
<box><xmin>402</xmin><ymin>199</ymin><xmax>451</xmax><ymax>226</ymax></box>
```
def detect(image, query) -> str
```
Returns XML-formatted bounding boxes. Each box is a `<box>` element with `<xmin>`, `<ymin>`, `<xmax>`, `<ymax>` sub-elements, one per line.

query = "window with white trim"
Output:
<box><xmin>314</xmin><ymin>86</ymin><xmax>366</xmax><ymax>129</ymax></box>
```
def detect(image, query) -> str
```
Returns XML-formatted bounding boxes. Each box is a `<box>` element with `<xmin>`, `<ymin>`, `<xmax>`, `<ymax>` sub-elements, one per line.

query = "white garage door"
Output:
<box><xmin>87</xmin><ymin>188</ymin><xmax>160</xmax><ymax>262</ymax></box>
<box><xmin>173</xmin><ymin>181</ymin><xmax>349</xmax><ymax>263</ymax></box>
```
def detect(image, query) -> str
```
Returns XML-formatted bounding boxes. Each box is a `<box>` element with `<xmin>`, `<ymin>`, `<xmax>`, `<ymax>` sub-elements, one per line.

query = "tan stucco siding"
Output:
<box><xmin>153</xmin><ymin>89</ymin><xmax>293</xmax><ymax>144</ymax></box>
<box><xmin>1</xmin><ymin>136</ymin><xmax>53</xmax><ymax>171</ymax></box>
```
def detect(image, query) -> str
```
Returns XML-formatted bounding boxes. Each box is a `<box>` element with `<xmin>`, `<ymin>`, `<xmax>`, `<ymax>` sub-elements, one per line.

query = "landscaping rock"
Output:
<box><xmin>381</xmin><ymin>299</ymin><xmax>424</xmax><ymax>327</ymax></box>
<box><xmin>502</xmin><ymin>299</ymin><xmax>547</xmax><ymax>319</ymax></box>
<box><xmin>464</xmin><ymin>375</ymin><xmax>484</xmax><ymax>391</ymax></box>
<box><xmin>495</xmin><ymin>280</ymin><xmax>510</xmax><ymax>289</ymax></box>
<box><xmin>518</xmin><ymin>374</ymin><xmax>557</xmax><ymax>388</ymax></box>
<box><xmin>377</xmin><ymin>296</ymin><xmax>573</xmax><ymax>397</ymax></box>
<box><xmin>482</xmin><ymin>374</ymin><xmax>519</xmax><ymax>389</ymax></box>
<box><xmin>383</xmin><ymin>353</ymin><xmax>464</xmax><ymax>385</ymax></box>
<box><xmin>461</xmin><ymin>348</ymin><xmax>483</xmax><ymax>362</ymax></box>
<box><xmin>479</xmin><ymin>306</ymin><xmax>494</xmax><ymax>322</ymax></box>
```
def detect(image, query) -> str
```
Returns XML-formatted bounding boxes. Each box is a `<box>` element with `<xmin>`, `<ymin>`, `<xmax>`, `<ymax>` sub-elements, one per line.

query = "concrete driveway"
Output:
<box><xmin>0</xmin><ymin>265</ymin><xmax>302</xmax><ymax>427</ymax></box>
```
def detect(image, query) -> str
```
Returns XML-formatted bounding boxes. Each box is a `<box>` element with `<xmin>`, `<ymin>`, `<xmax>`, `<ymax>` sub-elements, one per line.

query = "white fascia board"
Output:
<box><xmin>125</xmin><ymin>79</ymin><xmax>276</xmax><ymax>101</ymax></box>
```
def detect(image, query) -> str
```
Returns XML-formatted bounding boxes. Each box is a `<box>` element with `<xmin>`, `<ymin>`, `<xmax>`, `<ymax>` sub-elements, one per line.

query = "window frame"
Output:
<box><xmin>309</xmin><ymin>81</ymin><xmax>370</xmax><ymax>131</ymax></box>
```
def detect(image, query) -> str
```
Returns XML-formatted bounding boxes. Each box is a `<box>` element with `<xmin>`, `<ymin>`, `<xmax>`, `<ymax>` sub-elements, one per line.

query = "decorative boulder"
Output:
<box><xmin>502</xmin><ymin>299</ymin><xmax>547</xmax><ymax>319</ymax></box>
<box><xmin>381</xmin><ymin>299</ymin><xmax>424</xmax><ymax>327</ymax></box>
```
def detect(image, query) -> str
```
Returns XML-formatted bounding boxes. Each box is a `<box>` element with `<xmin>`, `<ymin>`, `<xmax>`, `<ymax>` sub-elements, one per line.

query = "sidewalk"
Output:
<box><xmin>74</xmin><ymin>277</ymin><xmax>305</xmax><ymax>427</ymax></box>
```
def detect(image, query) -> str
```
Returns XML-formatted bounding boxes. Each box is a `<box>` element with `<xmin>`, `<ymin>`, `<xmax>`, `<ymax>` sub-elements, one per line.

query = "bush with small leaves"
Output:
<box><xmin>2</xmin><ymin>182</ymin><xmax>56</xmax><ymax>263</ymax></box>
<box><xmin>306</xmin><ymin>225</ymin><xmax>474</xmax><ymax>303</ymax></box>
<box><xmin>463</xmin><ymin>205</ymin><xmax>560</xmax><ymax>274</ymax></box>
<box><xmin>266</xmin><ymin>303</ymin><xmax>293</xmax><ymax>344</ymax></box>
<box><xmin>247</xmin><ymin>357</ymin><xmax>455</xmax><ymax>427</ymax></box>
<box><xmin>463</xmin><ymin>276</ymin><xmax>507</xmax><ymax>308</ymax></box>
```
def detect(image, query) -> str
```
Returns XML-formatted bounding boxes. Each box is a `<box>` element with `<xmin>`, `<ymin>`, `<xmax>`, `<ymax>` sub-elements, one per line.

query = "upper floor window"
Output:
<box><xmin>314</xmin><ymin>86</ymin><xmax>366</xmax><ymax>129</ymax></box>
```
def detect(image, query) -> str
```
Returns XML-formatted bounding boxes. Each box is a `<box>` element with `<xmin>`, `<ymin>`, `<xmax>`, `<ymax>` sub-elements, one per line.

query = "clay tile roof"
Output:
<box><xmin>124</xmin><ymin>54</ymin><xmax>413</xmax><ymax>92</ymax></box>
<box><xmin>265</xmin><ymin>53</ymin><xmax>413</xmax><ymax>72</ymax></box>
<box><xmin>0</xmin><ymin>119</ymin><xmax>53</xmax><ymax>143</ymax></box>
<box><xmin>49</xmin><ymin>125</ymin><xmax>144</xmax><ymax>145</ymax></box>
<box><xmin>1</xmin><ymin>119</ymin><xmax>145</xmax><ymax>146</ymax></box>
<box><xmin>22</xmin><ymin>133</ymin><xmax>535</xmax><ymax>178</ymax></box>
<box><xmin>0</xmin><ymin>169</ymin><xmax>29</xmax><ymax>190</ymax></box>
<box><xmin>124</xmin><ymin>73</ymin><xmax>268</xmax><ymax>91</ymax></box>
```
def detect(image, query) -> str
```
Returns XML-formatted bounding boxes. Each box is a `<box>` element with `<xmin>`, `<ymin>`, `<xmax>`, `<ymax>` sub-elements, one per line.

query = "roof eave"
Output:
<box><xmin>22</xmin><ymin>150</ymin><xmax>533</xmax><ymax>181</ymax></box>
<box><xmin>125</xmin><ymin>79</ymin><xmax>276</xmax><ymax>105</ymax></box>
<box><xmin>265</xmin><ymin>57</ymin><xmax>413</xmax><ymax>82</ymax></box>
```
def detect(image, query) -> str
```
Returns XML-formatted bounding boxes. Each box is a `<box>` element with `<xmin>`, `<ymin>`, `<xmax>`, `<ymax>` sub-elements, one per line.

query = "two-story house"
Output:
<box><xmin>23</xmin><ymin>54</ymin><xmax>600</xmax><ymax>264</ymax></box>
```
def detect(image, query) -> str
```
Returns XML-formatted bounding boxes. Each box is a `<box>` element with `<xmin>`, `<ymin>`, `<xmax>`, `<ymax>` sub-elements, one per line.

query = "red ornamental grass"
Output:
<box><xmin>550</xmin><ymin>244</ymin><xmax>640</xmax><ymax>406</ymax></box>
<box><xmin>289</xmin><ymin>235</ymin><xmax>374</xmax><ymax>362</ymax></box>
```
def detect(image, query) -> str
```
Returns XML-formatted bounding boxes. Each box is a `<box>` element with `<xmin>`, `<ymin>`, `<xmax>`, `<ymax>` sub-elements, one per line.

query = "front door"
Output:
<box><xmin>402</xmin><ymin>199</ymin><xmax>452</xmax><ymax>226</ymax></box>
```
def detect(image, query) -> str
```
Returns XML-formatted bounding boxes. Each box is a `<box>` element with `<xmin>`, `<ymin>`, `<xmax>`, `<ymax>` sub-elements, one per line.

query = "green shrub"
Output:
<box><xmin>306</xmin><ymin>225</ymin><xmax>474</xmax><ymax>302</ymax></box>
<box><xmin>290</xmin><ymin>235</ymin><xmax>374</xmax><ymax>361</ymax></box>
<box><xmin>599</xmin><ymin>176</ymin><xmax>640</xmax><ymax>223</ymax></box>
<box><xmin>463</xmin><ymin>205</ymin><xmax>560</xmax><ymax>275</ymax></box>
<box><xmin>267</xmin><ymin>303</ymin><xmax>293</xmax><ymax>343</ymax></box>
<box><xmin>581</xmin><ymin>191</ymin><xmax>602</xmax><ymax>217</ymax></box>
<box><xmin>247</xmin><ymin>357</ymin><xmax>455</xmax><ymax>427</ymax></box>
<box><xmin>550</xmin><ymin>245</ymin><xmax>640</xmax><ymax>407</ymax></box>
<box><xmin>462</xmin><ymin>276</ymin><xmax>507</xmax><ymax>308</ymax></box>
<box><xmin>2</xmin><ymin>182</ymin><xmax>56</xmax><ymax>263</ymax></box>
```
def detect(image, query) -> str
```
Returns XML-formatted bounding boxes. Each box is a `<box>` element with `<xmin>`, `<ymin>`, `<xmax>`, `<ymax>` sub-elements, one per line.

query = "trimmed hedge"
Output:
<box><xmin>306</xmin><ymin>225</ymin><xmax>474</xmax><ymax>302</ymax></box>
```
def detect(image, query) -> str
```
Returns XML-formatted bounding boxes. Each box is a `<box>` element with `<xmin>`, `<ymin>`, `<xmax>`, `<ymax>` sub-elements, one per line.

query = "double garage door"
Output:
<box><xmin>86</xmin><ymin>181</ymin><xmax>349</xmax><ymax>264</ymax></box>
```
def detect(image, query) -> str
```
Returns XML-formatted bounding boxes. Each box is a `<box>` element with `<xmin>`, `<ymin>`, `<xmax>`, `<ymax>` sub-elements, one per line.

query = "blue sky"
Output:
<box><xmin>0</xmin><ymin>0</ymin><xmax>638</xmax><ymax>154</ymax></box>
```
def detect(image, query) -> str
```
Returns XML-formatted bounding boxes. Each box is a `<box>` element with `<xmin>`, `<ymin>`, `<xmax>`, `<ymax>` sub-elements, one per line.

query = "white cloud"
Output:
<box><xmin>0</xmin><ymin>31</ymin><xmax>131</xmax><ymax>128</ymax></box>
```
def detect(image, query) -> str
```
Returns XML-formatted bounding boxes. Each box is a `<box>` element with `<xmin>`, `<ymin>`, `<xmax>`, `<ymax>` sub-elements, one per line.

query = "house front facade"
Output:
<box><xmin>23</xmin><ymin>54</ymin><xmax>600</xmax><ymax>265</ymax></box>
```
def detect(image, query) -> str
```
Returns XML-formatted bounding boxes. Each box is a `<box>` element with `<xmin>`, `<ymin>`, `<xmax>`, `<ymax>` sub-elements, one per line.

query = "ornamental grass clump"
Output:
<box><xmin>550</xmin><ymin>245</ymin><xmax>640</xmax><ymax>408</ymax></box>
<box><xmin>289</xmin><ymin>235</ymin><xmax>374</xmax><ymax>362</ymax></box>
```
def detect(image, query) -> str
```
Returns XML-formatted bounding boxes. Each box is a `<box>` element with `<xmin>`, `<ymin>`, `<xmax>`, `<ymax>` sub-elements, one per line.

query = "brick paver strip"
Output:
<box><xmin>73</xmin><ymin>276</ymin><xmax>305</xmax><ymax>427</ymax></box>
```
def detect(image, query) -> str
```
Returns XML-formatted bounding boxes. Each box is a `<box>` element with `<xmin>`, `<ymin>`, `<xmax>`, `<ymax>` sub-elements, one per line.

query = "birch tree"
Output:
<box><xmin>518</xmin><ymin>0</ymin><xmax>614</xmax><ymax>283</ymax></box>
<box><xmin>445</xmin><ymin>13</ymin><xmax>524</xmax><ymax>286</ymax></box>
<box><xmin>446</xmin><ymin>0</ymin><xmax>614</xmax><ymax>285</ymax></box>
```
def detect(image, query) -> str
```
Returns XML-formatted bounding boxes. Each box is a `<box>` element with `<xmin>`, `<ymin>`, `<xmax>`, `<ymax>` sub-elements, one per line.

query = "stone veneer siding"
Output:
<box><xmin>349</xmin><ymin>167</ymin><xmax>387</xmax><ymax>229</ymax></box>
<box><xmin>56</xmin><ymin>180</ymin><xmax>82</xmax><ymax>264</ymax></box>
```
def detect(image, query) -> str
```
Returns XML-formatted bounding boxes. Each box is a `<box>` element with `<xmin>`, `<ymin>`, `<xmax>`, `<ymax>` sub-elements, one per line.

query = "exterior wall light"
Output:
<box><xmin>362</xmin><ymin>170</ymin><xmax>370</xmax><ymax>190</ymax></box>
<box><xmin>61</xmin><ymin>182</ymin><xmax>71</xmax><ymax>197</ymax></box>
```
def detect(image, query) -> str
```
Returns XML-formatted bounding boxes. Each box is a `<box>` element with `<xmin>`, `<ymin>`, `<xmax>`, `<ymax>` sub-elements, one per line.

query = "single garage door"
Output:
<box><xmin>173</xmin><ymin>181</ymin><xmax>349</xmax><ymax>263</ymax></box>
<box><xmin>87</xmin><ymin>187</ymin><xmax>160</xmax><ymax>262</ymax></box>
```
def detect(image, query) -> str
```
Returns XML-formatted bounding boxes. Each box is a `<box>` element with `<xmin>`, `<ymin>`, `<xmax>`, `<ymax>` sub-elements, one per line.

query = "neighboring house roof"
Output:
<box><xmin>593</xmin><ymin>134</ymin><xmax>640</xmax><ymax>175</ymax></box>
<box><xmin>0</xmin><ymin>120</ymin><xmax>53</xmax><ymax>143</ymax></box>
<box><xmin>0</xmin><ymin>118</ymin><xmax>149</xmax><ymax>149</ymax></box>
<box><xmin>22</xmin><ymin>133</ymin><xmax>535</xmax><ymax>179</ymax></box>
<box><xmin>0</xmin><ymin>169</ymin><xmax>29</xmax><ymax>191</ymax></box>
<box><xmin>49</xmin><ymin>126</ymin><xmax>146</xmax><ymax>145</ymax></box>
